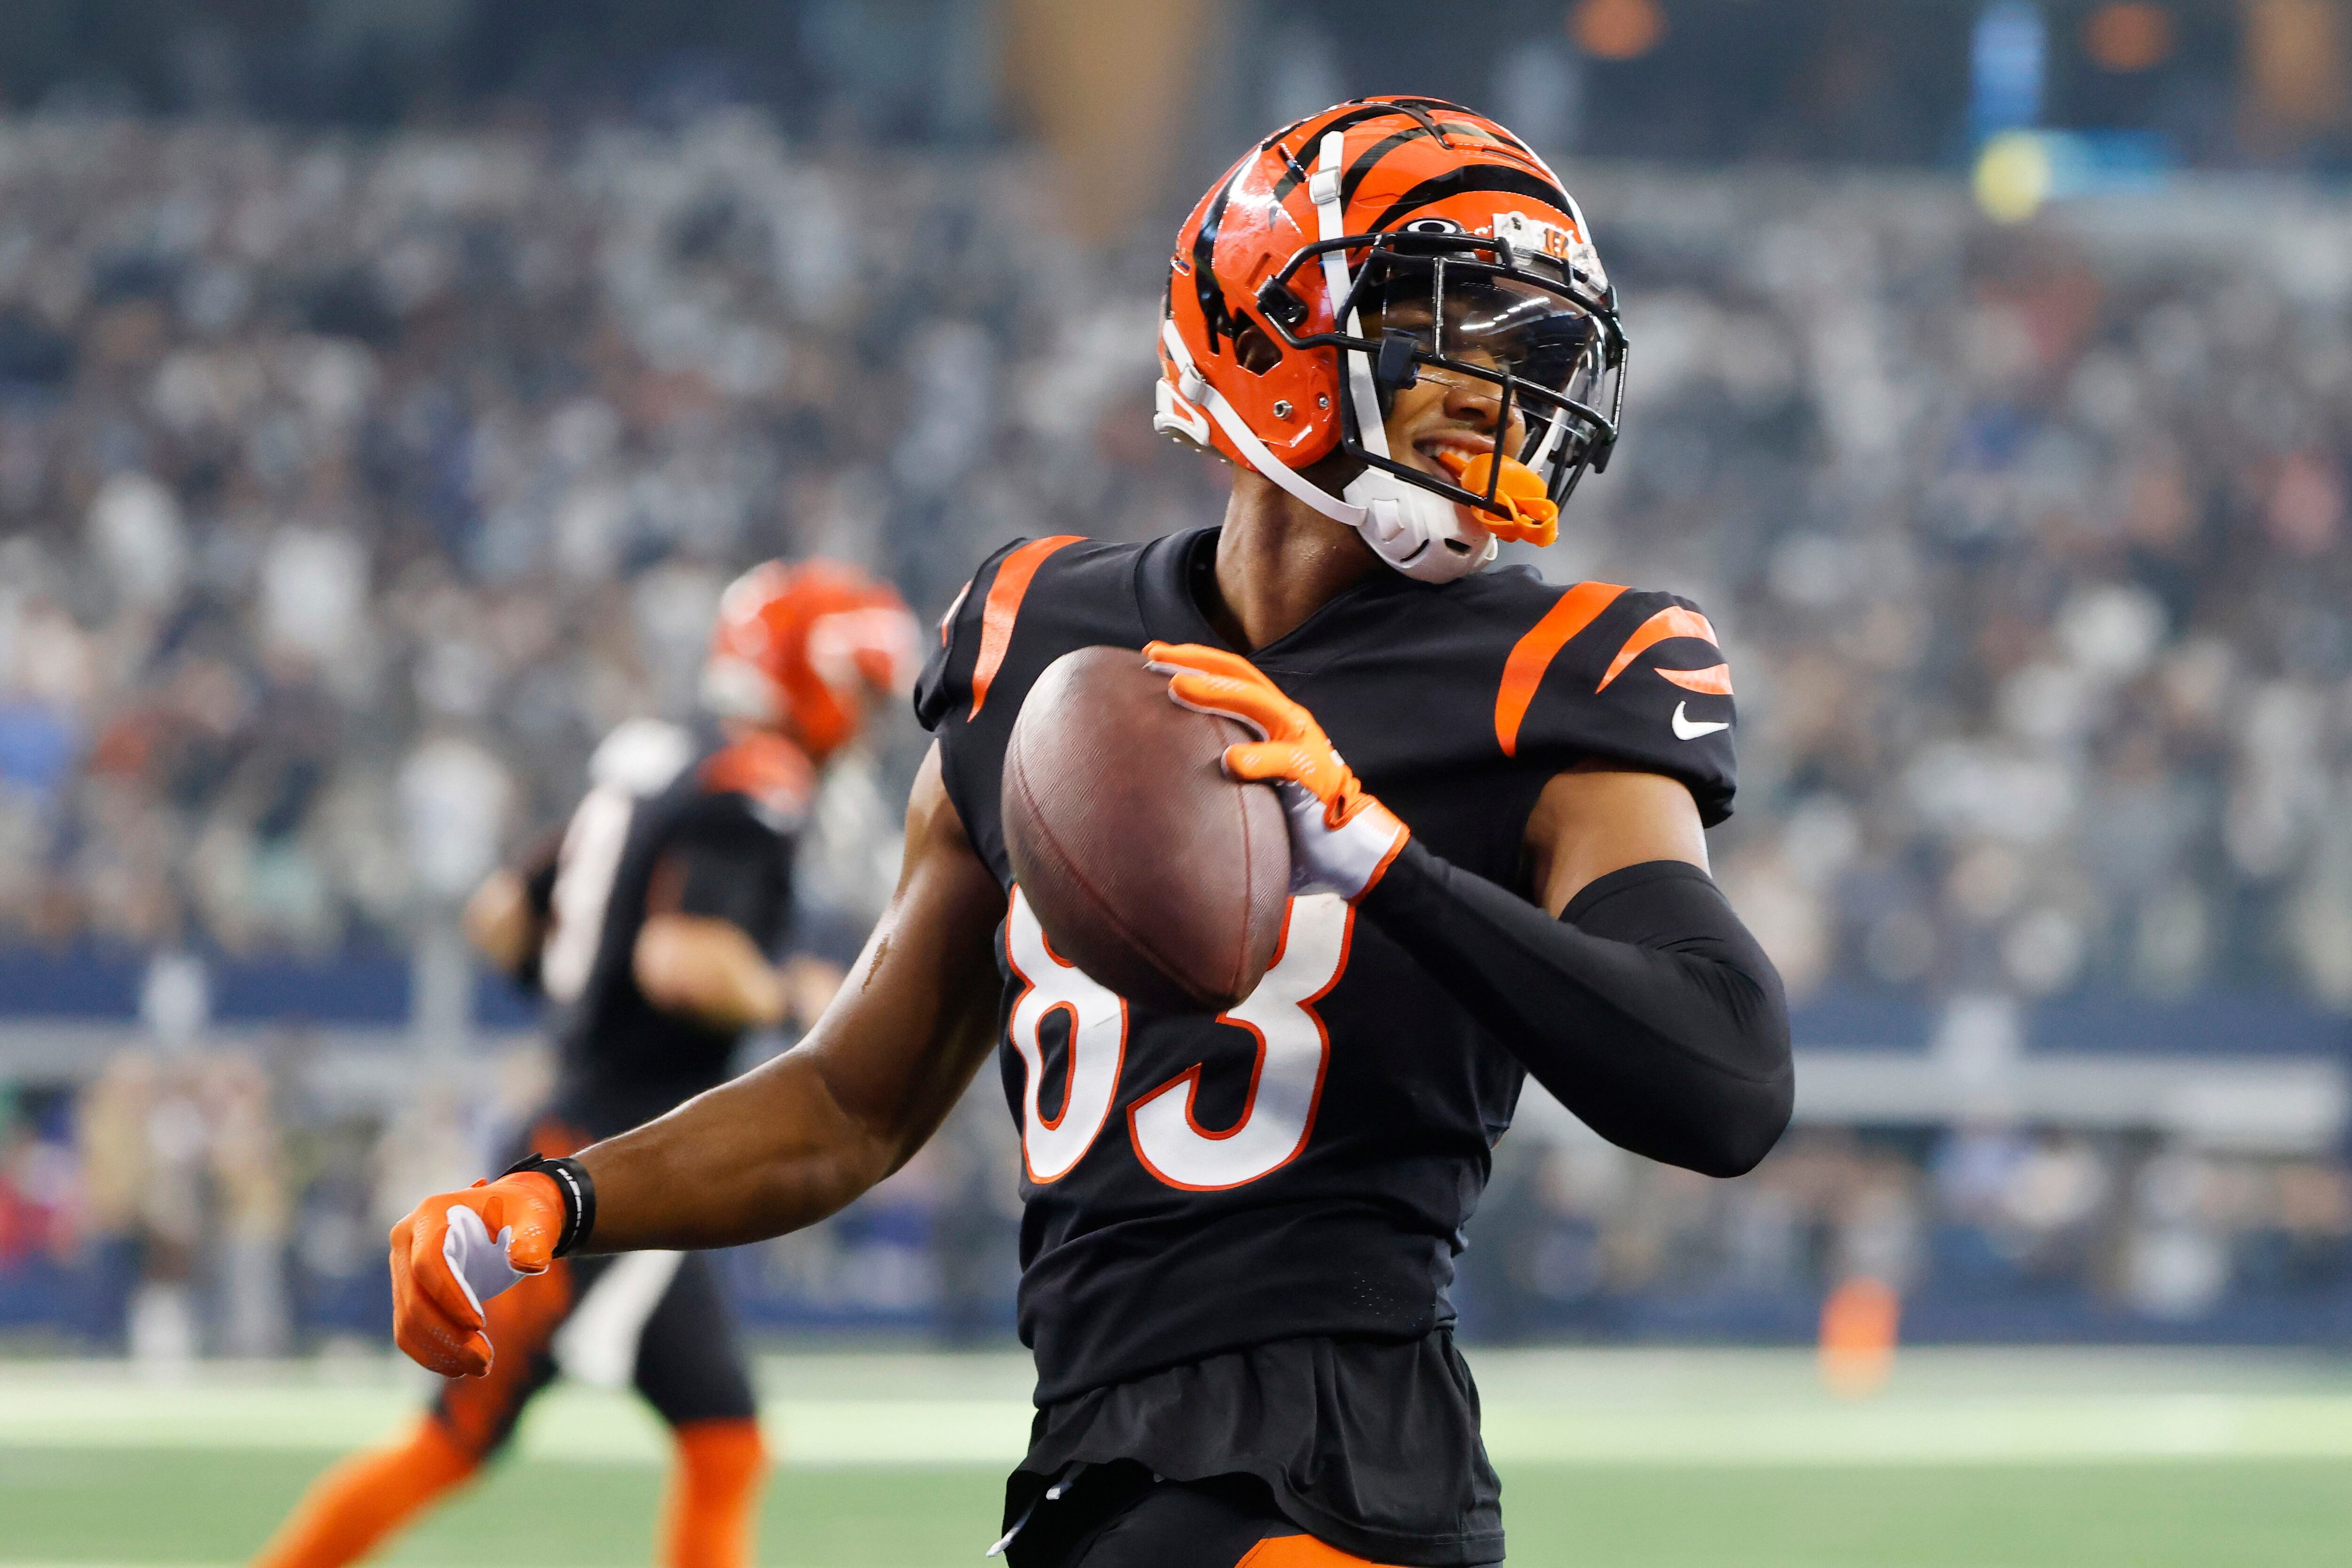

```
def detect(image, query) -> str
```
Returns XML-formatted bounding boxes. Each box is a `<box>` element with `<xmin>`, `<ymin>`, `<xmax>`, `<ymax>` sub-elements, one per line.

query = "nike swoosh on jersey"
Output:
<box><xmin>1672</xmin><ymin>702</ymin><xmax>1730</xmax><ymax>740</ymax></box>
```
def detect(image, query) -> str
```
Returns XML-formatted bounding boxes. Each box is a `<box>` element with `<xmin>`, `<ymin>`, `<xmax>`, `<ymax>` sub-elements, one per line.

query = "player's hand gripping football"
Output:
<box><xmin>387</xmin><ymin>1170</ymin><xmax>565</xmax><ymax>1377</ymax></box>
<box><xmin>1144</xmin><ymin>641</ymin><xmax>1409</xmax><ymax>900</ymax></box>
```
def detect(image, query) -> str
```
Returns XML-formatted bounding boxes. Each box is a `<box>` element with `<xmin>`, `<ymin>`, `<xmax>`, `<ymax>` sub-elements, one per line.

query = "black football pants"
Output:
<box><xmin>428</xmin><ymin>1249</ymin><xmax>757</xmax><ymax>1458</ymax></box>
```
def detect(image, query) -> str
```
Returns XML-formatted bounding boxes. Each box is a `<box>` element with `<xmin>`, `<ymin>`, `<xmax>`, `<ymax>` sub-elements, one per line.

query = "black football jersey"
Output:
<box><xmin>530</xmin><ymin>717</ymin><xmax>808</xmax><ymax>1139</ymax></box>
<box><xmin>915</xmin><ymin>526</ymin><xmax>1736</xmax><ymax>1404</ymax></box>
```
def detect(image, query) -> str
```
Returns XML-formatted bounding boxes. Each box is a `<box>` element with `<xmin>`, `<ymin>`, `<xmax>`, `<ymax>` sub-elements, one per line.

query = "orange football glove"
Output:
<box><xmin>1435</xmin><ymin>450</ymin><xmax>1559</xmax><ymax>548</ymax></box>
<box><xmin>388</xmin><ymin>1171</ymin><xmax>565</xmax><ymax>1378</ymax></box>
<box><xmin>1143</xmin><ymin>641</ymin><xmax>1409</xmax><ymax>900</ymax></box>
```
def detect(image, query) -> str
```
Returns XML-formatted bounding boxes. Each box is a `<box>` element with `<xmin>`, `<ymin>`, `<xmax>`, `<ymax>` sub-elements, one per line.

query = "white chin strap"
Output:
<box><xmin>1151</xmin><ymin>133</ymin><xmax>1496</xmax><ymax>585</ymax></box>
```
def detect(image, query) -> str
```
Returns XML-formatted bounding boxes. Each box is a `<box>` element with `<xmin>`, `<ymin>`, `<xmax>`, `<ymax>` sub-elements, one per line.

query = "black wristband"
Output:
<box><xmin>502</xmin><ymin>1153</ymin><xmax>597</xmax><ymax>1258</ymax></box>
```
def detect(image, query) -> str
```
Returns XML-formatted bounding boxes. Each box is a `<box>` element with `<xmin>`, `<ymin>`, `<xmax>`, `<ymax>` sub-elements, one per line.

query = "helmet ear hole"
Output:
<box><xmin>1232</xmin><ymin>318</ymin><xmax>1283</xmax><ymax>375</ymax></box>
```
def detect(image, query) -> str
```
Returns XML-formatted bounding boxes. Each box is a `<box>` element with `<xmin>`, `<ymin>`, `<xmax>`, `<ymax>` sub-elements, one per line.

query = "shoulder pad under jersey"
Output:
<box><xmin>698</xmin><ymin>730</ymin><xmax>815</xmax><ymax>831</ymax></box>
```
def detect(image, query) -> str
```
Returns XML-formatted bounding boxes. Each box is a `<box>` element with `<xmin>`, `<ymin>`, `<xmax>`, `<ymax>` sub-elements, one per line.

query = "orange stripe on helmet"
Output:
<box><xmin>1656</xmin><ymin>663</ymin><xmax>1734</xmax><ymax>696</ymax></box>
<box><xmin>1597</xmin><ymin>606</ymin><xmax>1720</xmax><ymax>692</ymax></box>
<box><xmin>969</xmin><ymin>535</ymin><xmax>1083</xmax><ymax>719</ymax></box>
<box><xmin>1494</xmin><ymin>581</ymin><xmax>1628</xmax><ymax>756</ymax></box>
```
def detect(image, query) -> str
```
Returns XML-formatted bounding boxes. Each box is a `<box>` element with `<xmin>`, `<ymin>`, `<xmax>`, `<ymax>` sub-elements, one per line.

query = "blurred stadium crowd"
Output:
<box><xmin>1</xmin><ymin>108</ymin><xmax>2348</xmax><ymax>1351</ymax></box>
<box><xmin>4</xmin><ymin>118</ymin><xmax>2350</xmax><ymax>997</ymax></box>
<box><xmin>6</xmin><ymin>1048</ymin><xmax>2345</xmax><ymax>1353</ymax></box>
<box><xmin>0</xmin><ymin>111</ymin><xmax>1193</xmax><ymax>956</ymax></box>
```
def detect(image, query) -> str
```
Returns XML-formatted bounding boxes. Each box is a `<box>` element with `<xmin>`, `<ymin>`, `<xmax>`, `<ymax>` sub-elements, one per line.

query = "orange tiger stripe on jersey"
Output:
<box><xmin>1236</xmin><ymin>1533</ymin><xmax>1405</xmax><ymax>1567</ymax></box>
<box><xmin>1494</xmin><ymin>581</ymin><xmax>1628</xmax><ymax>756</ymax></box>
<box><xmin>969</xmin><ymin>535</ymin><xmax>1084</xmax><ymax>718</ymax></box>
<box><xmin>1597</xmin><ymin>605</ymin><xmax>1719</xmax><ymax>692</ymax></box>
<box><xmin>1655</xmin><ymin>662</ymin><xmax>1733</xmax><ymax>695</ymax></box>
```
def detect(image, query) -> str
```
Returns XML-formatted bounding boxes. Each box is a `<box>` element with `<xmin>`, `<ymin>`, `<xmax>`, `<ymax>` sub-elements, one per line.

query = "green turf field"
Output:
<box><xmin>4</xmin><ymin>1348</ymin><xmax>2349</xmax><ymax>1566</ymax></box>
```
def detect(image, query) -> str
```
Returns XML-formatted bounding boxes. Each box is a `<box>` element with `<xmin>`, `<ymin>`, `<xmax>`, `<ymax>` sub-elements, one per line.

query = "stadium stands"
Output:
<box><xmin>0</xmin><ymin>112</ymin><xmax>2345</xmax><ymax>1351</ymax></box>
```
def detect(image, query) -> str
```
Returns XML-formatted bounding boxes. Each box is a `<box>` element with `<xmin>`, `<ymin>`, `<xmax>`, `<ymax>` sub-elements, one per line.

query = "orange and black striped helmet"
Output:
<box><xmin>700</xmin><ymin>559</ymin><xmax>919</xmax><ymax>762</ymax></box>
<box><xmin>1154</xmin><ymin>97</ymin><xmax>1626</xmax><ymax>581</ymax></box>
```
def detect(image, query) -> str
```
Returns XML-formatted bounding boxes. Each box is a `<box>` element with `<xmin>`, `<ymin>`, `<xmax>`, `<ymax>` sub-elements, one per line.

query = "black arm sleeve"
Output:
<box><xmin>1358</xmin><ymin>843</ymin><xmax>1793</xmax><ymax>1178</ymax></box>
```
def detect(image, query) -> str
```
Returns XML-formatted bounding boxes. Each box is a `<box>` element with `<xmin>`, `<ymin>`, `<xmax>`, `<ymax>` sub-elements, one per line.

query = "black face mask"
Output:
<box><xmin>1258</xmin><ymin>231</ymin><xmax>1629</xmax><ymax>518</ymax></box>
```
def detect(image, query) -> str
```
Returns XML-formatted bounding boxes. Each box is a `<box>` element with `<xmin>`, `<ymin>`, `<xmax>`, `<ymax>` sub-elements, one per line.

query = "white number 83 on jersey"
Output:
<box><xmin>1003</xmin><ymin>888</ymin><xmax>1352</xmax><ymax>1191</ymax></box>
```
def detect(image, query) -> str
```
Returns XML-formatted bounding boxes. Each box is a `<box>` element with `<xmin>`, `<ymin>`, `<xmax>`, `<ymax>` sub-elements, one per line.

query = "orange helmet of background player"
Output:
<box><xmin>1154</xmin><ymin>96</ymin><xmax>1627</xmax><ymax>583</ymax></box>
<box><xmin>700</xmin><ymin>560</ymin><xmax>919</xmax><ymax>763</ymax></box>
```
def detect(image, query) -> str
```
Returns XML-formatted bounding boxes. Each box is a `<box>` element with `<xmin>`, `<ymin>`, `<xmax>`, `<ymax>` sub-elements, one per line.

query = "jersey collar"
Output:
<box><xmin>1134</xmin><ymin>525</ymin><xmax>1418</xmax><ymax>669</ymax></box>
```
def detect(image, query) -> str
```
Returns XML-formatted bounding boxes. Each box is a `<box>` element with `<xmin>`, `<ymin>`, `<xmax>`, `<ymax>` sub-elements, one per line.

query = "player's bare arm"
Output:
<box><xmin>633</xmin><ymin>911</ymin><xmax>790</xmax><ymax>1031</ymax></box>
<box><xmin>461</xmin><ymin>866</ymin><xmax>542</xmax><ymax>975</ymax></box>
<box><xmin>462</xmin><ymin>821</ymin><xmax>571</xmax><ymax>979</ymax></box>
<box><xmin>582</xmin><ymin>744</ymin><xmax>1004</xmax><ymax>1250</ymax></box>
<box><xmin>389</xmin><ymin>744</ymin><xmax>1003</xmax><ymax>1376</ymax></box>
<box><xmin>1524</xmin><ymin>764</ymin><xmax>1708</xmax><ymax>913</ymax></box>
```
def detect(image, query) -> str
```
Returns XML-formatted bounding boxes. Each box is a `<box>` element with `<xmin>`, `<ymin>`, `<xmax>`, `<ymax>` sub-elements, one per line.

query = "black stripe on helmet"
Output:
<box><xmin>1264</xmin><ymin>138</ymin><xmax>1312</xmax><ymax>191</ymax></box>
<box><xmin>1267</xmin><ymin>103</ymin><xmax>1428</xmax><ymax>205</ymax></box>
<box><xmin>1258</xmin><ymin>115</ymin><xmax>1317</xmax><ymax>189</ymax></box>
<box><xmin>1432</xmin><ymin>116</ymin><xmax>1552</xmax><ymax>180</ymax></box>
<box><xmin>1340</xmin><ymin>126</ymin><xmax>1438</xmax><ymax>211</ymax></box>
<box><xmin>1357</xmin><ymin>165</ymin><xmax>1574</xmax><ymax>241</ymax></box>
<box><xmin>1463</xmin><ymin>119</ymin><xmax>1541</xmax><ymax>162</ymax></box>
<box><xmin>1191</xmin><ymin>170</ymin><xmax>1240</xmax><ymax>352</ymax></box>
<box><xmin>1377</xmin><ymin>96</ymin><xmax>1552</xmax><ymax>176</ymax></box>
<box><xmin>1378</xmin><ymin>99</ymin><xmax>1453</xmax><ymax>148</ymax></box>
<box><xmin>1268</xmin><ymin>99</ymin><xmax>1525</xmax><ymax>211</ymax></box>
<box><xmin>1376</xmin><ymin>96</ymin><xmax>1478</xmax><ymax>115</ymax></box>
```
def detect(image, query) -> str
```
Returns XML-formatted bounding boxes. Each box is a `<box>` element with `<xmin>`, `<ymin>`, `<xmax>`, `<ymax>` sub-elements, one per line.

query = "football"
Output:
<box><xmin>1001</xmin><ymin>645</ymin><xmax>1290</xmax><ymax>1013</ymax></box>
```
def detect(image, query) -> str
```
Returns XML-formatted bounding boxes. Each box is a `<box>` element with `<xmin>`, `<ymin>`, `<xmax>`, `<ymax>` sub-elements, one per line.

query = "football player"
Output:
<box><xmin>252</xmin><ymin>561</ymin><xmax>917</xmax><ymax>1568</ymax></box>
<box><xmin>383</xmin><ymin>99</ymin><xmax>1794</xmax><ymax>1567</ymax></box>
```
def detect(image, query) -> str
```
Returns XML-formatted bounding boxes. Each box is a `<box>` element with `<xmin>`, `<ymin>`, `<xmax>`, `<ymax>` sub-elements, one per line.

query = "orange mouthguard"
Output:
<box><xmin>1434</xmin><ymin>451</ymin><xmax>1560</xmax><ymax>547</ymax></box>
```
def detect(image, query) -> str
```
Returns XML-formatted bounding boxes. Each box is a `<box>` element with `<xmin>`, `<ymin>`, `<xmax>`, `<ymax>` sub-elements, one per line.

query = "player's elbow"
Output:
<box><xmin>1678</xmin><ymin>1066</ymin><xmax>1794</xmax><ymax>1179</ymax></box>
<box><xmin>1681</xmin><ymin>958</ymin><xmax>1794</xmax><ymax>1178</ymax></box>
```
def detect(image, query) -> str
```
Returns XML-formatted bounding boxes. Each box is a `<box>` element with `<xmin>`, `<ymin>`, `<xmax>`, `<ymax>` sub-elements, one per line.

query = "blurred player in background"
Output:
<box><xmin>251</xmin><ymin>560</ymin><xmax>918</xmax><ymax>1568</ymax></box>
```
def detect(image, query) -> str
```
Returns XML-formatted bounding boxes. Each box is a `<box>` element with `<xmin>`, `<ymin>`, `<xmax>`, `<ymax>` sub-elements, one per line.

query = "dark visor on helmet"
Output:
<box><xmin>1258</xmin><ymin>230</ymin><xmax>1628</xmax><ymax>520</ymax></box>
